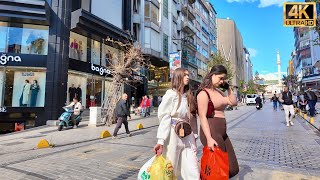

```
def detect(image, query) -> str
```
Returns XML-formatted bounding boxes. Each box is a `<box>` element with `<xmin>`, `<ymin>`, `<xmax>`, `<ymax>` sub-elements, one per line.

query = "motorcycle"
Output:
<box><xmin>58</xmin><ymin>107</ymin><xmax>83</xmax><ymax>131</ymax></box>
<box><xmin>256</xmin><ymin>102</ymin><xmax>262</xmax><ymax>110</ymax></box>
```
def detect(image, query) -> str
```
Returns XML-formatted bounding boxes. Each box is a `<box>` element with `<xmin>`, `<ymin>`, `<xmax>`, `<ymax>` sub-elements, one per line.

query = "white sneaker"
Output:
<box><xmin>286</xmin><ymin>123</ymin><xmax>290</xmax><ymax>127</ymax></box>
<box><xmin>290</xmin><ymin>121</ymin><xmax>294</xmax><ymax>126</ymax></box>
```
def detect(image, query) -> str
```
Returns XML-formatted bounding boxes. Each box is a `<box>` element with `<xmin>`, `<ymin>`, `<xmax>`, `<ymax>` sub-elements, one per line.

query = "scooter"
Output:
<box><xmin>256</xmin><ymin>102</ymin><xmax>262</xmax><ymax>110</ymax></box>
<box><xmin>58</xmin><ymin>107</ymin><xmax>83</xmax><ymax>131</ymax></box>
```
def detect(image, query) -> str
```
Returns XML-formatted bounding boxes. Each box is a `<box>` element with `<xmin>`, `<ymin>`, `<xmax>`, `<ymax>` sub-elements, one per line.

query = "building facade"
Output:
<box><xmin>243</xmin><ymin>47</ymin><xmax>253</xmax><ymax>84</ymax></box>
<box><xmin>0</xmin><ymin>0</ymin><xmax>133</xmax><ymax>133</ymax></box>
<box><xmin>217</xmin><ymin>18</ymin><xmax>245</xmax><ymax>95</ymax></box>
<box><xmin>194</xmin><ymin>0</ymin><xmax>217</xmax><ymax>85</ymax></box>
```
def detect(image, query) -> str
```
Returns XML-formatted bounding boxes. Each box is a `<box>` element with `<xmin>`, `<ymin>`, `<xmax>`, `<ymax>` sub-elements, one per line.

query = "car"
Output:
<box><xmin>246</xmin><ymin>94</ymin><xmax>259</xmax><ymax>105</ymax></box>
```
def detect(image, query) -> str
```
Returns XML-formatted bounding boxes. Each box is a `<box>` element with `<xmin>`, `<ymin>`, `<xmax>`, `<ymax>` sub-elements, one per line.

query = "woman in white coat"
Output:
<box><xmin>20</xmin><ymin>80</ymin><xmax>31</xmax><ymax>106</ymax></box>
<box><xmin>153</xmin><ymin>68</ymin><xmax>199</xmax><ymax>179</ymax></box>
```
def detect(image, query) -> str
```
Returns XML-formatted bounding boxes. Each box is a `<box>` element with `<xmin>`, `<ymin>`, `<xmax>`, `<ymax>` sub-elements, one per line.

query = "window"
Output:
<box><xmin>133</xmin><ymin>0</ymin><xmax>140</xmax><ymax>13</ymax></box>
<box><xmin>0</xmin><ymin>22</ymin><xmax>49</xmax><ymax>55</ymax></box>
<box><xmin>202</xmin><ymin>49</ymin><xmax>208</xmax><ymax>58</ymax></box>
<box><xmin>69</xmin><ymin>32</ymin><xmax>87</xmax><ymax>62</ymax></box>
<box><xmin>202</xmin><ymin>34</ymin><xmax>209</xmax><ymax>45</ymax></box>
<box><xmin>195</xmin><ymin>1</ymin><xmax>200</xmax><ymax>9</ymax></box>
<box><xmin>133</xmin><ymin>23</ymin><xmax>140</xmax><ymax>41</ymax></box>
<box><xmin>163</xmin><ymin>0</ymin><xmax>168</xmax><ymax>18</ymax></box>
<box><xmin>72</xmin><ymin>0</ymin><xmax>81</xmax><ymax>11</ymax></box>
<box><xmin>197</xmin><ymin>44</ymin><xmax>201</xmax><ymax>52</ymax></box>
<box><xmin>145</xmin><ymin>3</ymin><xmax>159</xmax><ymax>25</ymax></box>
<box><xmin>102</xmin><ymin>44</ymin><xmax>122</xmax><ymax>67</ymax></box>
<box><xmin>91</xmin><ymin>0</ymin><xmax>123</xmax><ymax>29</ymax></box>
<box><xmin>91</xmin><ymin>40</ymin><xmax>100</xmax><ymax>65</ymax></box>
<box><xmin>196</xmin><ymin>14</ymin><xmax>201</xmax><ymax>23</ymax></box>
<box><xmin>163</xmin><ymin>33</ymin><xmax>168</xmax><ymax>57</ymax></box>
<box><xmin>3</xmin><ymin>67</ymin><xmax>46</xmax><ymax>107</ymax></box>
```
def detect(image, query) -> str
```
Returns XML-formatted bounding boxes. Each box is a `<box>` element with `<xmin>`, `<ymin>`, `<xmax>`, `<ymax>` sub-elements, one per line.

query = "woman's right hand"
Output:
<box><xmin>153</xmin><ymin>144</ymin><xmax>163</xmax><ymax>156</ymax></box>
<box><xmin>207</xmin><ymin>137</ymin><xmax>218</xmax><ymax>151</ymax></box>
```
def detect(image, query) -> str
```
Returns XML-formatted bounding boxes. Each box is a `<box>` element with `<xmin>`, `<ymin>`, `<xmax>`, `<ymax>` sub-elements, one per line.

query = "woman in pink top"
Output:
<box><xmin>197</xmin><ymin>65</ymin><xmax>239</xmax><ymax>178</ymax></box>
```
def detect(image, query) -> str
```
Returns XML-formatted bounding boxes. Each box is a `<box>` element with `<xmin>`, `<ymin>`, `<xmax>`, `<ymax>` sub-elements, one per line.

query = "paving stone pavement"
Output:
<box><xmin>0</xmin><ymin>104</ymin><xmax>319</xmax><ymax>179</ymax></box>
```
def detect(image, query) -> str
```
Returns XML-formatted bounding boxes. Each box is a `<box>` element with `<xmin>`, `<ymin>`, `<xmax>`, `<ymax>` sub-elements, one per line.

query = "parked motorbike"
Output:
<box><xmin>58</xmin><ymin>107</ymin><xmax>83</xmax><ymax>131</ymax></box>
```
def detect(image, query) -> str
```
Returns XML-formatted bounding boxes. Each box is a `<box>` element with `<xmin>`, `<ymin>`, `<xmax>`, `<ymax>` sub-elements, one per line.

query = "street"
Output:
<box><xmin>0</xmin><ymin>103</ymin><xmax>320</xmax><ymax>180</ymax></box>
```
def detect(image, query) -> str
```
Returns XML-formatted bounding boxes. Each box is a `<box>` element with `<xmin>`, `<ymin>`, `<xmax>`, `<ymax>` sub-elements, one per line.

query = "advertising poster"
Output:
<box><xmin>169</xmin><ymin>52</ymin><xmax>181</xmax><ymax>78</ymax></box>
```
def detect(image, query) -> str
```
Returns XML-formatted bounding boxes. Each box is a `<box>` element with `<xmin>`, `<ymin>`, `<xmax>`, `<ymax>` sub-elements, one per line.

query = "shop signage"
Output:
<box><xmin>91</xmin><ymin>64</ymin><xmax>112</xmax><ymax>76</ymax></box>
<box><xmin>22</xmin><ymin>72</ymin><xmax>35</xmax><ymax>76</ymax></box>
<box><xmin>0</xmin><ymin>107</ymin><xmax>7</xmax><ymax>113</ymax></box>
<box><xmin>0</xmin><ymin>54</ymin><xmax>22</xmax><ymax>65</ymax></box>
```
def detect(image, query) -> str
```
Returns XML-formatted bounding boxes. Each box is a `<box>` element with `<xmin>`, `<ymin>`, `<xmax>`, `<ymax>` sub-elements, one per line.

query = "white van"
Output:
<box><xmin>246</xmin><ymin>94</ymin><xmax>259</xmax><ymax>105</ymax></box>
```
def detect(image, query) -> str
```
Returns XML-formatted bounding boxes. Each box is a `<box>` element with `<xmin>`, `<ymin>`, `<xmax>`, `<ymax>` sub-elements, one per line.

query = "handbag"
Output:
<box><xmin>200</xmin><ymin>146</ymin><xmax>229</xmax><ymax>180</ymax></box>
<box><xmin>173</xmin><ymin>118</ymin><xmax>192</xmax><ymax>138</ymax></box>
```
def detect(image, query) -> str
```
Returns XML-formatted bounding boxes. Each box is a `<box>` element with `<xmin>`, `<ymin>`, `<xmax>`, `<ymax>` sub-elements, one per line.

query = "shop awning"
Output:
<box><xmin>71</xmin><ymin>9</ymin><xmax>131</xmax><ymax>41</ymax></box>
<box><xmin>0</xmin><ymin>0</ymin><xmax>50</xmax><ymax>25</ymax></box>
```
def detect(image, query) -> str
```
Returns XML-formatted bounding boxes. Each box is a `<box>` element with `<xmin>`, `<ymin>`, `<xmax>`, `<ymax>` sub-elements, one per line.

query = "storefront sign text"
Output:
<box><xmin>0</xmin><ymin>54</ymin><xmax>22</xmax><ymax>65</ymax></box>
<box><xmin>91</xmin><ymin>64</ymin><xmax>112</xmax><ymax>76</ymax></box>
<box><xmin>0</xmin><ymin>107</ymin><xmax>7</xmax><ymax>113</ymax></box>
<box><xmin>22</xmin><ymin>72</ymin><xmax>35</xmax><ymax>76</ymax></box>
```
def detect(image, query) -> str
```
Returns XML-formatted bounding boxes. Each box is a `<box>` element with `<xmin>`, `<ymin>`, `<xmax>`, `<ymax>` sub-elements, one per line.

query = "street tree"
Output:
<box><xmin>207</xmin><ymin>50</ymin><xmax>234</xmax><ymax>81</ymax></box>
<box><xmin>101</xmin><ymin>37</ymin><xmax>146</xmax><ymax>125</ymax></box>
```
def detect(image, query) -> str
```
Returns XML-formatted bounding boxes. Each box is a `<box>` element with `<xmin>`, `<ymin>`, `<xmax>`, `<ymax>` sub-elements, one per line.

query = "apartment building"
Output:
<box><xmin>217</xmin><ymin>18</ymin><xmax>245</xmax><ymax>94</ymax></box>
<box><xmin>194</xmin><ymin>0</ymin><xmax>218</xmax><ymax>84</ymax></box>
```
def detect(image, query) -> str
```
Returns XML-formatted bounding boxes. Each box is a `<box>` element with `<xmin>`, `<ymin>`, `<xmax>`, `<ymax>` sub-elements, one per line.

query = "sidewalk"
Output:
<box><xmin>297</xmin><ymin>103</ymin><xmax>320</xmax><ymax>131</ymax></box>
<box><xmin>0</xmin><ymin>113</ymin><xmax>159</xmax><ymax>154</ymax></box>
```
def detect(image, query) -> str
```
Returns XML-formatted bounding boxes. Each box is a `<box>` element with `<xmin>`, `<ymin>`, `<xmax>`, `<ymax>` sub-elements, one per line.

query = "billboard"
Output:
<box><xmin>169</xmin><ymin>52</ymin><xmax>181</xmax><ymax>77</ymax></box>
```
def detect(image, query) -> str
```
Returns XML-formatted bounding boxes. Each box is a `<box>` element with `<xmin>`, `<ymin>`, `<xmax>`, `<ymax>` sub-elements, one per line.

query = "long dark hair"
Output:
<box><xmin>171</xmin><ymin>68</ymin><xmax>196</xmax><ymax>114</ymax></box>
<box><xmin>199</xmin><ymin>65</ymin><xmax>227</xmax><ymax>90</ymax></box>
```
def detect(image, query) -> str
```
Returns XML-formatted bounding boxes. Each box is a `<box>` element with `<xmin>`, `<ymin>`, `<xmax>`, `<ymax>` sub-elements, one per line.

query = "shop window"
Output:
<box><xmin>69</xmin><ymin>32</ymin><xmax>87</xmax><ymax>62</ymax></box>
<box><xmin>91</xmin><ymin>40</ymin><xmax>101</xmax><ymax>65</ymax></box>
<box><xmin>3</xmin><ymin>68</ymin><xmax>46</xmax><ymax>107</ymax></box>
<box><xmin>0</xmin><ymin>22</ymin><xmax>48</xmax><ymax>55</ymax></box>
<box><xmin>102</xmin><ymin>44</ymin><xmax>121</xmax><ymax>67</ymax></box>
<box><xmin>133</xmin><ymin>23</ymin><xmax>140</xmax><ymax>41</ymax></box>
<box><xmin>163</xmin><ymin>34</ymin><xmax>168</xmax><ymax>57</ymax></box>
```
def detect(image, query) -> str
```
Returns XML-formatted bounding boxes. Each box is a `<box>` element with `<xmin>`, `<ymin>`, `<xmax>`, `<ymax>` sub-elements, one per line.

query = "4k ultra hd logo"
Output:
<box><xmin>284</xmin><ymin>2</ymin><xmax>317</xmax><ymax>27</ymax></box>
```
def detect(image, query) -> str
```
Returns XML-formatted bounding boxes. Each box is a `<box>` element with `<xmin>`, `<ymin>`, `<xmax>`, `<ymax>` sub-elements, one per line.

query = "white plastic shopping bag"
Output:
<box><xmin>306</xmin><ymin>104</ymin><xmax>310</xmax><ymax>111</ymax></box>
<box><xmin>137</xmin><ymin>156</ymin><xmax>155</xmax><ymax>180</ymax></box>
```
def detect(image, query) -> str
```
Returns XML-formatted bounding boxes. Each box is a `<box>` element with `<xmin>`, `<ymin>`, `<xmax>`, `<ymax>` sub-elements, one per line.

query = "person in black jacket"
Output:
<box><xmin>304</xmin><ymin>88</ymin><xmax>317</xmax><ymax>117</ymax></box>
<box><xmin>113</xmin><ymin>93</ymin><xmax>132</xmax><ymax>138</ymax></box>
<box><xmin>279</xmin><ymin>87</ymin><xmax>295</xmax><ymax>127</ymax></box>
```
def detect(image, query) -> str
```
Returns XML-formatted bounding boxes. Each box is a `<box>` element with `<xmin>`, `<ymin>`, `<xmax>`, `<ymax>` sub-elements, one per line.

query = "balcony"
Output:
<box><xmin>182</xmin><ymin>21</ymin><xmax>196</xmax><ymax>35</ymax></box>
<box><xmin>184</xmin><ymin>39</ymin><xmax>197</xmax><ymax>52</ymax></box>
<box><xmin>182</xmin><ymin>4</ymin><xmax>196</xmax><ymax>20</ymax></box>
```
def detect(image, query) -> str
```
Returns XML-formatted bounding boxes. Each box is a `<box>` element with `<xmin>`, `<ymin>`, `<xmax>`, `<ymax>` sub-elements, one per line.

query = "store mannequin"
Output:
<box><xmin>30</xmin><ymin>80</ymin><xmax>40</xmax><ymax>107</ymax></box>
<box><xmin>69</xmin><ymin>84</ymin><xmax>76</xmax><ymax>102</ymax></box>
<box><xmin>76</xmin><ymin>85</ymin><xmax>82</xmax><ymax>101</ymax></box>
<box><xmin>19</xmin><ymin>80</ymin><xmax>31</xmax><ymax>107</ymax></box>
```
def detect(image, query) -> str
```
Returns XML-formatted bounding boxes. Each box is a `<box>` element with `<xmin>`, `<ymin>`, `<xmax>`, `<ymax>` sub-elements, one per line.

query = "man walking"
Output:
<box><xmin>279</xmin><ymin>87</ymin><xmax>295</xmax><ymax>127</ymax></box>
<box><xmin>113</xmin><ymin>93</ymin><xmax>132</xmax><ymax>138</ymax></box>
<box><xmin>271</xmin><ymin>94</ymin><xmax>278</xmax><ymax>110</ymax></box>
<box><xmin>305</xmin><ymin>88</ymin><xmax>317</xmax><ymax>117</ymax></box>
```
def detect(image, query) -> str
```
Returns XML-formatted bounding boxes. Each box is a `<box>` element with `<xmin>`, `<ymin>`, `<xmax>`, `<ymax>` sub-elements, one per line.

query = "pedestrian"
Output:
<box><xmin>293</xmin><ymin>93</ymin><xmax>298</xmax><ymax>108</ymax></box>
<box><xmin>153</xmin><ymin>68</ymin><xmax>199</xmax><ymax>179</ymax></box>
<box><xmin>298</xmin><ymin>93</ymin><xmax>307</xmax><ymax>113</ymax></box>
<box><xmin>304</xmin><ymin>88</ymin><xmax>317</xmax><ymax>117</ymax></box>
<box><xmin>112</xmin><ymin>93</ymin><xmax>132</xmax><ymax>139</ymax></box>
<box><xmin>139</xmin><ymin>96</ymin><xmax>148</xmax><ymax>117</ymax></box>
<box><xmin>158</xmin><ymin>95</ymin><xmax>162</xmax><ymax>106</ymax></box>
<box><xmin>271</xmin><ymin>94</ymin><xmax>278</xmax><ymax>110</ymax></box>
<box><xmin>197</xmin><ymin>65</ymin><xmax>239</xmax><ymax>178</ymax></box>
<box><xmin>279</xmin><ymin>87</ymin><xmax>295</xmax><ymax>127</ymax></box>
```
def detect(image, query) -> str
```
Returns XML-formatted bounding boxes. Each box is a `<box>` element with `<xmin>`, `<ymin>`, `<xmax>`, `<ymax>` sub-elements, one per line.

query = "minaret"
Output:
<box><xmin>277</xmin><ymin>50</ymin><xmax>281</xmax><ymax>86</ymax></box>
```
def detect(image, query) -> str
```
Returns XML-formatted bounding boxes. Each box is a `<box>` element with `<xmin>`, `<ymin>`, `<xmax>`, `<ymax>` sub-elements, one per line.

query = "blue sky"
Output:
<box><xmin>210</xmin><ymin>0</ymin><xmax>305</xmax><ymax>80</ymax></box>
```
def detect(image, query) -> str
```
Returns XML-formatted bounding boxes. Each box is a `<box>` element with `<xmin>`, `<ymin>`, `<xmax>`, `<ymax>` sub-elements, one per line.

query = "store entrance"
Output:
<box><xmin>86</xmin><ymin>76</ymin><xmax>103</xmax><ymax>108</ymax></box>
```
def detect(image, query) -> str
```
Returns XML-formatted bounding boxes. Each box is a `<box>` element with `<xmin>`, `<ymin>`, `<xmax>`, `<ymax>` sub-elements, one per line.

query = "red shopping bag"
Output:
<box><xmin>200</xmin><ymin>146</ymin><xmax>229</xmax><ymax>180</ymax></box>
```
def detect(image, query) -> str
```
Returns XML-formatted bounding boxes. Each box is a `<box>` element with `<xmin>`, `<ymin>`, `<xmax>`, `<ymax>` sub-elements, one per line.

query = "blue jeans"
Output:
<box><xmin>273</xmin><ymin>101</ymin><xmax>277</xmax><ymax>109</ymax></box>
<box><xmin>308</xmin><ymin>100</ymin><xmax>317</xmax><ymax>116</ymax></box>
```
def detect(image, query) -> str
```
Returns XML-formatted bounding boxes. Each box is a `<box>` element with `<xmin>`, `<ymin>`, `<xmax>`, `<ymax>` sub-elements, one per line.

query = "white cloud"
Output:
<box><xmin>259</xmin><ymin>72</ymin><xmax>287</xmax><ymax>80</ymax></box>
<box><xmin>226</xmin><ymin>0</ymin><xmax>294</xmax><ymax>8</ymax></box>
<box><xmin>248</xmin><ymin>48</ymin><xmax>258</xmax><ymax>58</ymax></box>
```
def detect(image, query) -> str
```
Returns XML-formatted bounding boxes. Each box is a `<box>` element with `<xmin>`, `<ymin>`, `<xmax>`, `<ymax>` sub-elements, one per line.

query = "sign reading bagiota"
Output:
<box><xmin>0</xmin><ymin>54</ymin><xmax>22</xmax><ymax>65</ymax></box>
